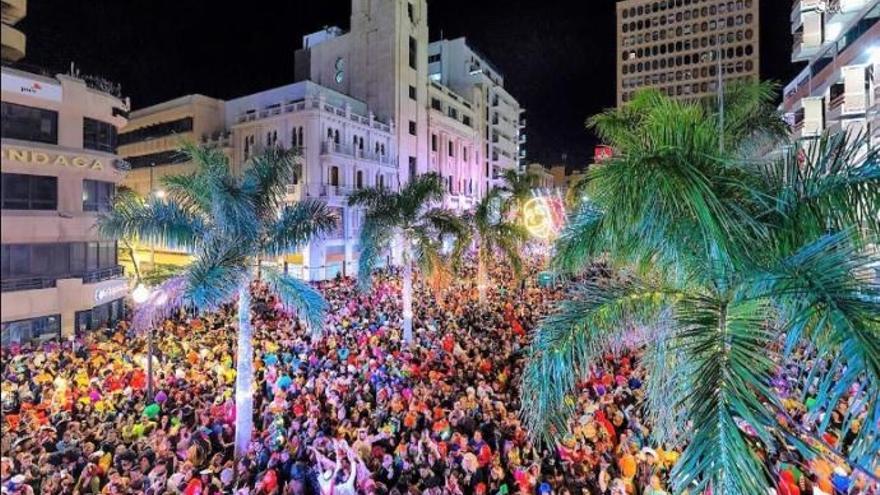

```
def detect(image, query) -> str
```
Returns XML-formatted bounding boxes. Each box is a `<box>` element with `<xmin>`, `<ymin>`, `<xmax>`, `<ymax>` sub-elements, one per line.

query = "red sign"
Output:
<box><xmin>594</xmin><ymin>145</ymin><xmax>614</xmax><ymax>162</ymax></box>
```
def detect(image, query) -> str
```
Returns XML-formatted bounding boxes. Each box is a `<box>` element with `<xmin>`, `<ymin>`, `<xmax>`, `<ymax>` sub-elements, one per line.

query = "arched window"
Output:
<box><xmin>330</xmin><ymin>166</ymin><xmax>339</xmax><ymax>187</ymax></box>
<box><xmin>378</xmin><ymin>174</ymin><xmax>385</xmax><ymax>189</ymax></box>
<box><xmin>356</xmin><ymin>170</ymin><xmax>363</xmax><ymax>189</ymax></box>
<box><xmin>334</xmin><ymin>130</ymin><xmax>340</xmax><ymax>144</ymax></box>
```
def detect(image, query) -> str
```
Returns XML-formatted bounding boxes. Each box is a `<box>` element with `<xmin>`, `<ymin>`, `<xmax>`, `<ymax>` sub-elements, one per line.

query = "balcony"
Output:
<box><xmin>1</xmin><ymin>23</ymin><xmax>26</xmax><ymax>62</ymax></box>
<box><xmin>320</xmin><ymin>184</ymin><xmax>355</xmax><ymax>198</ymax></box>
<box><xmin>320</xmin><ymin>141</ymin><xmax>394</xmax><ymax>165</ymax></box>
<box><xmin>1</xmin><ymin>0</ymin><xmax>27</xmax><ymax>24</ymax></box>
<box><xmin>0</xmin><ymin>266</ymin><xmax>124</xmax><ymax>294</ymax></box>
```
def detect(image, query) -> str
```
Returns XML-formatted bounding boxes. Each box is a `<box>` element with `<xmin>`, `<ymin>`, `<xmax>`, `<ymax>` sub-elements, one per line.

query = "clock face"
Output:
<box><xmin>335</xmin><ymin>70</ymin><xmax>344</xmax><ymax>84</ymax></box>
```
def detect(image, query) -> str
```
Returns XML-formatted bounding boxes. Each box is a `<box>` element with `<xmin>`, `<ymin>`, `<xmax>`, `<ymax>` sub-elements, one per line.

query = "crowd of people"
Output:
<box><xmin>0</xmin><ymin>258</ymin><xmax>876</xmax><ymax>494</ymax></box>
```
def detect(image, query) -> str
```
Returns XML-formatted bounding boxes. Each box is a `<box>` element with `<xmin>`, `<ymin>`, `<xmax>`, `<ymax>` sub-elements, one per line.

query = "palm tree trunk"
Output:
<box><xmin>233</xmin><ymin>285</ymin><xmax>255</xmax><ymax>458</ymax></box>
<box><xmin>401</xmin><ymin>237</ymin><xmax>414</xmax><ymax>344</ymax></box>
<box><xmin>477</xmin><ymin>247</ymin><xmax>487</xmax><ymax>305</ymax></box>
<box><xmin>123</xmin><ymin>238</ymin><xmax>141</xmax><ymax>283</ymax></box>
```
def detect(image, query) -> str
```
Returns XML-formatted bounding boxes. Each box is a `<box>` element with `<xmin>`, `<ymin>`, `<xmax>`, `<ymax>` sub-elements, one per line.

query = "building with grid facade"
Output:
<box><xmin>616</xmin><ymin>0</ymin><xmax>760</xmax><ymax>106</ymax></box>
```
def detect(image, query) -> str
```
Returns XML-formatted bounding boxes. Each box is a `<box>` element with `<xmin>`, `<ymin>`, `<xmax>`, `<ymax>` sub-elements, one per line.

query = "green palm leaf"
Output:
<box><xmin>262</xmin><ymin>266</ymin><xmax>327</xmax><ymax>339</ymax></box>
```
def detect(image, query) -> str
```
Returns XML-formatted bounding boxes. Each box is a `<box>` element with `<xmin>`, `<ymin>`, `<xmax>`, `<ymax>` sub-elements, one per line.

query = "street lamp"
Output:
<box><xmin>132</xmin><ymin>284</ymin><xmax>156</xmax><ymax>402</ymax></box>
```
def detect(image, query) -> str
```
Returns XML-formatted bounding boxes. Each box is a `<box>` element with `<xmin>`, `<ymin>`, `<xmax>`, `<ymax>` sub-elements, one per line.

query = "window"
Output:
<box><xmin>431</xmin><ymin>134</ymin><xmax>438</xmax><ymax>152</ymax></box>
<box><xmin>0</xmin><ymin>241</ymin><xmax>117</xmax><ymax>279</ymax></box>
<box><xmin>1</xmin><ymin>102</ymin><xmax>58</xmax><ymax>144</ymax></box>
<box><xmin>408</xmin><ymin>2</ymin><xmax>414</xmax><ymax>22</ymax></box>
<box><xmin>127</xmin><ymin>150</ymin><xmax>189</xmax><ymax>169</ymax></box>
<box><xmin>1</xmin><ymin>315</ymin><xmax>61</xmax><ymax>347</ymax></box>
<box><xmin>83</xmin><ymin>180</ymin><xmax>115</xmax><ymax>212</ymax></box>
<box><xmin>447</xmin><ymin>107</ymin><xmax>458</xmax><ymax>119</ymax></box>
<box><xmin>463</xmin><ymin>147</ymin><xmax>469</xmax><ymax>161</ymax></box>
<box><xmin>409</xmin><ymin>36</ymin><xmax>417</xmax><ymax>69</ymax></box>
<box><xmin>330</xmin><ymin>166</ymin><xmax>340</xmax><ymax>187</ymax></box>
<box><xmin>428</xmin><ymin>53</ymin><xmax>441</xmax><ymax>64</ymax></box>
<box><xmin>448</xmin><ymin>141</ymin><xmax>454</xmax><ymax>157</ymax></box>
<box><xmin>83</xmin><ymin>118</ymin><xmax>118</xmax><ymax>153</ymax></box>
<box><xmin>462</xmin><ymin>115</ymin><xmax>471</xmax><ymax>127</ymax></box>
<box><xmin>356</xmin><ymin>170</ymin><xmax>364</xmax><ymax>189</ymax></box>
<box><xmin>409</xmin><ymin>156</ymin><xmax>417</xmax><ymax>182</ymax></box>
<box><xmin>409</xmin><ymin>85</ymin><xmax>417</xmax><ymax>100</ymax></box>
<box><xmin>431</xmin><ymin>98</ymin><xmax>442</xmax><ymax>111</ymax></box>
<box><xmin>408</xmin><ymin>121</ymin><xmax>416</xmax><ymax>136</ymax></box>
<box><xmin>118</xmin><ymin>117</ymin><xmax>193</xmax><ymax>146</ymax></box>
<box><xmin>1</xmin><ymin>173</ymin><xmax>57</xmax><ymax>210</ymax></box>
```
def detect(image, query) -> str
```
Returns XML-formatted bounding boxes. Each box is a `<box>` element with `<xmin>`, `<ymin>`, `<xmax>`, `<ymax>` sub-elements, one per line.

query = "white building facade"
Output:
<box><xmin>427</xmin><ymin>37</ymin><xmax>527</xmax><ymax>190</ymax></box>
<box><xmin>224</xmin><ymin>81</ymin><xmax>395</xmax><ymax>280</ymax></box>
<box><xmin>118</xmin><ymin>0</ymin><xmax>527</xmax><ymax>281</ymax></box>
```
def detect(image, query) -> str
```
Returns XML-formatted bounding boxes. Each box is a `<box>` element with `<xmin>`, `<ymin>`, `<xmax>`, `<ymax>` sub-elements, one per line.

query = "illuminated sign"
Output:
<box><xmin>1</xmin><ymin>72</ymin><xmax>63</xmax><ymax>102</ymax></box>
<box><xmin>594</xmin><ymin>145</ymin><xmax>614</xmax><ymax>162</ymax></box>
<box><xmin>523</xmin><ymin>191</ymin><xmax>566</xmax><ymax>240</ymax></box>
<box><xmin>95</xmin><ymin>282</ymin><xmax>128</xmax><ymax>303</ymax></box>
<box><xmin>1</xmin><ymin>147</ymin><xmax>105</xmax><ymax>170</ymax></box>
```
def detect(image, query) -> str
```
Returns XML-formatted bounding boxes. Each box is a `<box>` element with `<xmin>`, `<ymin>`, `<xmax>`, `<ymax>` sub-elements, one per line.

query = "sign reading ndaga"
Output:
<box><xmin>1</xmin><ymin>147</ymin><xmax>105</xmax><ymax>170</ymax></box>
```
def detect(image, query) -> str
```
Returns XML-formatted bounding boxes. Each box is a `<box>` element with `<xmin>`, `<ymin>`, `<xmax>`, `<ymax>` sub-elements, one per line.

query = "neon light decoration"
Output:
<box><xmin>522</xmin><ymin>190</ymin><xmax>566</xmax><ymax>239</ymax></box>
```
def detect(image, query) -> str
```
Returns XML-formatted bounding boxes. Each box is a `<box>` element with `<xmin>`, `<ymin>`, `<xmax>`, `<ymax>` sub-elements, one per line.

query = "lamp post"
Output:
<box><xmin>132</xmin><ymin>284</ymin><xmax>154</xmax><ymax>401</ymax></box>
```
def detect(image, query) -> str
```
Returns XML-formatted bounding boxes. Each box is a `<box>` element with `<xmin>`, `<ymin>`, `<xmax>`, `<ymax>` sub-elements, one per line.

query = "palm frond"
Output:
<box><xmin>130</xmin><ymin>276</ymin><xmax>189</xmax><ymax>333</ymax></box>
<box><xmin>757</xmin><ymin>131</ymin><xmax>880</xmax><ymax>246</ymax></box>
<box><xmin>552</xmin><ymin>200</ymin><xmax>606</xmax><ymax>274</ymax></box>
<box><xmin>263</xmin><ymin>266</ymin><xmax>327</xmax><ymax>339</ymax></box>
<box><xmin>97</xmin><ymin>193</ymin><xmax>205</xmax><ymax>251</ymax></box>
<box><xmin>242</xmin><ymin>147</ymin><xmax>300</xmax><ymax>217</ymax></box>
<box><xmin>262</xmin><ymin>199</ymin><xmax>338</xmax><ymax>257</ymax></box>
<box><xmin>670</xmin><ymin>295</ymin><xmax>780</xmax><ymax>494</ymax></box>
<box><xmin>749</xmin><ymin>231</ymin><xmax>880</xmax><ymax>466</ymax></box>
<box><xmin>521</xmin><ymin>276</ymin><xmax>673</xmax><ymax>444</ymax></box>
<box><xmin>183</xmin><ymin>237</ymin><xmax>250</xmax><ymax>310</ymax></box>
<box><xmin>355</xmin><ymin>217</ymin><xmax>394</xmax><ymax>292</ymax></box>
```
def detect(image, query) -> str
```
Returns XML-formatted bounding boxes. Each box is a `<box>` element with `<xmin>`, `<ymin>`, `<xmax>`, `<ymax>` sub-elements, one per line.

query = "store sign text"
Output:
<box><xmin>95</xmin><ymin>283</ymin><xmax>128</xmax><ymax>303</ymax></box>
<box><xmin>1</xmin><ymin>147</ymin><xmax>104</xmax><ymax>170</ymax></box>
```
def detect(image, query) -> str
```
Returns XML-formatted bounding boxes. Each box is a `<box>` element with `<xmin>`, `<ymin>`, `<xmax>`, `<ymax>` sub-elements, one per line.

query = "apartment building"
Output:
<box><xmin>782</xmin><ymin>0</ymin><xmax>879</xmax><ymax>144</ymax></box>
<box><xmin>427</xmin><ymin>80</ymin><xmax>483</xmax><ymax>211</ymax></box>
<box><xmin>428</xmin><ymin>37</ymin><xmax>527</xmax><ymax>189</ymax></box>
<box><xmin>1</xmin><ymin>65</ymin><xmax>130</xmax><ymax>345</ymax></box>
<box><xmin>226</xmin><ymin>81</ymin><xmax>395</xmax><ymax>280</ymax></box>
<box><xmin>616</xmin><ymin>0</ymin><xmax>760</xmax><ymax>105</ymax></box>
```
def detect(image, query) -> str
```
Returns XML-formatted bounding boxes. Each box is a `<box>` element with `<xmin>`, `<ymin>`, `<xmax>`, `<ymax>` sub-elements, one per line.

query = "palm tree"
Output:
<box><xmin>499</xmin><ymin>168</ymin><xmax>537</xmax><ymax>220</ymax></box>
<box><xmin>349</xmin><ymin>172</ymin><xmax>465</xmax><ymax>344</ymax></box>
<box><xmin>99</xmin><ymin>144</ymin><xmax>337</xmax><ymax>458</ymax></box>
<box><xmin>459</xmin><ymin>187</ymin><xmax>529</xmax><ymax>304</ymax></box>
<box><xmin>521</xmin><ymin>82</ymin><xmax>880</xmax><ymax>494</ymax></box>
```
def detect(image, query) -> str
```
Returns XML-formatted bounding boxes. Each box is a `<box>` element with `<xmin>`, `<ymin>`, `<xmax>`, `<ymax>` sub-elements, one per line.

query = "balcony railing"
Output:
<box><xmin>0</xmin><ymin>266</ymin><xmax>124</xmax><ymax>293</ymax></box>
<box><xmin>82</xmin><ymin>265</ymin><xmax>125</xmax><ymax>284</ymax></box>
<box><xmin>1</xmin><ymin>277</ymin><xmax>57</xmax><ymax>293</ymax></box>
<box><xmin>320</xmin><ymin>141</ymin><xmax>395</xmax><ymax>165</ymax></box>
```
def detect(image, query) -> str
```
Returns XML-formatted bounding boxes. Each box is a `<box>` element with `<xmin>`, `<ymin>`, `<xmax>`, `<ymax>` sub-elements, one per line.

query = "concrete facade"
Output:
<box><xmin>1</xmin><ymin>66</ymin><xmax>130</xmax><ymax>344</ymax></box>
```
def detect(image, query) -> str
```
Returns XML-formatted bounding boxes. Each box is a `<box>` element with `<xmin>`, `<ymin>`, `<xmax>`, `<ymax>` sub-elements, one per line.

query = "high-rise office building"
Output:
<box><xmin>616</xmin><ymin>0</ymin><xmax>760</xmax><ymax>106</ymax></box>
<box><xmin>782</xmin><ymin>0</ymin><xmax>878</xmax><ymax>144</ymax></box>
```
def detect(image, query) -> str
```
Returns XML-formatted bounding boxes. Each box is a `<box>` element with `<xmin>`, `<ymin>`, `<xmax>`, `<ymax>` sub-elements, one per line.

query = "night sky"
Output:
<box><xmin>19</xmin><ymin>0</ymin><xmax>801</xmax><ymax>169</ymax></box>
